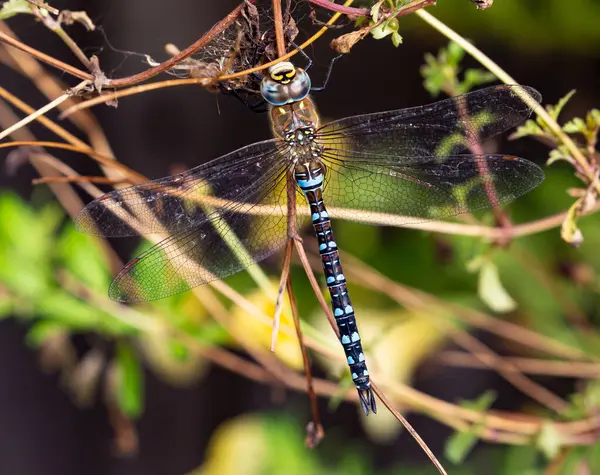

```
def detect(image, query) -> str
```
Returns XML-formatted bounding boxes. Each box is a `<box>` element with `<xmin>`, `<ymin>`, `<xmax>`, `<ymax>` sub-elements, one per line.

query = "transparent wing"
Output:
<box><xmin>320</xmin><ymin>154</ymin><xmax>544</xmax><ymax>225</ymax></box>
<box><xmin>316</xmin><ymin>85</ymin><xmax>541</xmax><ymax>159</ymax></box>
<box><xmin>75</xmin><ymin>139</ymin><xmax>290</xmax><ymax>237</ymax></box>
<box><xmin>108</xmin><ymin>172</ymin><xmax>308</xmax><ymax>302</ymax></box>
<box><xmin>315</xmin><ymin>85</ymin><xmax>544</xmax><ymax>222</ymax></box>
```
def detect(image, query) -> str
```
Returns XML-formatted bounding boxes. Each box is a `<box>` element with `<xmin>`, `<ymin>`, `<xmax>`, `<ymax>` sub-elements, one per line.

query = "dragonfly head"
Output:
<box><xmin>261</xmin><ymin>61</ymin><xmax>311</xmax><ymax>106</ymax></box>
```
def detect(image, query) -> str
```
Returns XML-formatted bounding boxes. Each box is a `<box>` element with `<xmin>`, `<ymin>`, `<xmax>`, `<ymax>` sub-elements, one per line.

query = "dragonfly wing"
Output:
<box><xmin>317</xmin><ymin>85</ymin><xmax>541</xmax><ymax>159</ymax></box>
<box><xmin>108</xmin><ymin>172</ymin><xmax>308</xmax><ymax>302</ymax></box>
<box><xmin>320</xmin><ymin>154</ymin><xmax>544</xmax><ymax>224</ymax></box>
<box><xmin>75</xmin><ymin>139</ymin><xmax>289</xmax><ymax>237</ymax></box>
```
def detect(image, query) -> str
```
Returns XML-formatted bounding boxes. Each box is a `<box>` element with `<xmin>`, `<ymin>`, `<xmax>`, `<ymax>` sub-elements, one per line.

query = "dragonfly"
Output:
<box><xmin>76</xmin><ymin>60</ymin><xmax>544</xmax><ymax>415</ymax></box>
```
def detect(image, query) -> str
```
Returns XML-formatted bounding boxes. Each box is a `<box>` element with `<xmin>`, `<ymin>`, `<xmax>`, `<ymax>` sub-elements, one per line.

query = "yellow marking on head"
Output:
<box><xmin>269</xmin><ymin>61</ymin><xmax>296</xmax><ymax>84</ymax></box>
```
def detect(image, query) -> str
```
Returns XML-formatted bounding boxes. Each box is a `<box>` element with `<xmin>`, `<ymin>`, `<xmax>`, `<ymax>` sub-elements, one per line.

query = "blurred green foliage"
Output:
<box><xmin>408</xmin><ymin>0</ymin><xmax>600</xmax><ymax>54</ymax></box>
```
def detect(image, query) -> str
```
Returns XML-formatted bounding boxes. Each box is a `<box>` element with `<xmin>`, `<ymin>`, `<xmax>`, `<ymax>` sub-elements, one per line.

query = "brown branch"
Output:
<box><xmin>371</xmin><ymin>381</ymin><xmax>448</xmax><ymax>475</ymax></box>
<box><xmin>436</xmin><ymin>351</ymin><xmax>600</xmax><ymax>378</ymax></box>
<box><xmin>308</xmin><ymin>0</ymin><xmax>369</xmax><ymax>16</ymax></box>
<box><xmin>106</xmin><ymin>2</ymin><xmax>247</xmax><ymax>88</ymax></box>
<box><xmin>272</xmin><ymin>0</ymin><xmax>286</xmax><ymax>57</ymax></box>
<box><xmin>0</xmin><ymin>30</ymin><xmax>93</xmax><ymax>80</ymax></box>
<box><xmin>287</xmin><ymin>276</ymin><xmax>324</xmax><ymax>448</ymax></box>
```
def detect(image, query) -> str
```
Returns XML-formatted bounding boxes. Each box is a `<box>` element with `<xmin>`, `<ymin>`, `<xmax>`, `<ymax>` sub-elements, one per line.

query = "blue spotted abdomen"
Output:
<box><xmin>295</xmin><ymin>166</ymin><xmax>372</xmax><ymax>394</ymax></box>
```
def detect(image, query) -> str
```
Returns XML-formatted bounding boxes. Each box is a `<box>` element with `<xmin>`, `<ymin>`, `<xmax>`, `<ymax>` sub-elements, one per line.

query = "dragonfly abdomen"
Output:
<box><xmin>295</xmin><ymin>163</ymin><xmax>377</xmax><ymax>415</ymax></box>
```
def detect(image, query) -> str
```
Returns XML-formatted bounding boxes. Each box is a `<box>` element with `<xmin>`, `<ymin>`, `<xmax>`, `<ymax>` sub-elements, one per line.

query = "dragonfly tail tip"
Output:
<box><xmin>358</xmin><ymin>388</ymin><xmax>377</xmax><ymax>416</ymax></box>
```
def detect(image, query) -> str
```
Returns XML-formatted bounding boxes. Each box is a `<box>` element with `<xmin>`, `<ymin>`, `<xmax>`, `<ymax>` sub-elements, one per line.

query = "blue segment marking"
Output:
<box><xmin>341</xmin><ymin>335</ymin><xmax>350</xmax><ymax>344</ymax></box>
<box><xmin>319</xmin><ymin>243</ymin><xmax>327</xmax><ymax>251</ymax></box>
<box><xmin>347</xmin><ymin>356</ymin><xmax>355</xmax><ymax>364</ymax></box>
<box><xmin>320</xmin><ymin>211</ymin><xmax>329</xmax><ymax>218</ymax></box>
<box><xmin>334</xmin><ymin>308</ymin><xmax>344</xmax><ymax>317</ymax></box>
<box><xmin>344</xmin><ymin>305</ymin><xmax>353</xmax><ymax>314</ymax></box>
<box><xmin>326</xmin><ymin>276</ymin><xmax>335</xmax><ymax>284</ymax></box>
<box><xmin>351</xmin><ymin>332</ymin><xmax>360</xmax><ymax>342</ymax></box>
<box><xmin>312</xmin><ymin>212</ymin><xmax>320</xmax><ymax>221</ymax></box>
<box><xmin>359</xmin><ymin>353</ymin><xmax>365</xmax><ymax>362</ymax></box>
<box><xmin>297</xmin><ymin>176</ymin><xmax>323</xmax><ymax>189</ymax></box>
<box><xmin>336</xmin><ymin>274</ymin><xmax>345</xmax><ymax>281</ymax></box>
<box><xmin>352</xmin><ymin>372</ymin><xmax>358</xmax><ymax>380</ymax></box>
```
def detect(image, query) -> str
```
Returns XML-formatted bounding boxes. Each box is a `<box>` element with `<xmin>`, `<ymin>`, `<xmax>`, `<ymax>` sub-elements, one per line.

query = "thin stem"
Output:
<box><xmin>308</xmin><ymin>0</ymin><xmax>368</xmax><ymax>16</ymax></box>
<box><xmin>436</xmin><ymin>352</ymin><xmax>600</xmax><ymax>378</ymax></box>
<box><xmin>287</xmin><ymin>276</ymin><xmax>324</xmax><ymax>448</ymax></box>
<box><xmin>0</xmin><ymin>141</ymin><xmax>145</xmax><ymax>183</ymax></box>
<box><xmin>293</xmin><ymin>236</ymin><xmax>338</xmax><ymax>336</ymax></box>
<box><xmin>271</xmin><ymin>240</ymin><xmax>293</xmax><ymax>351</ymax></box>
<box><xmin>371</xmin><ymin>382</ymin><xmax>448</xmax><ymax>475</ymax></box>
<box><xmin>0</xmin><ymin>81</ymin><xmax>91</xmax><ymax>141</ymax></box>
<box><xmin>0</xmin><ymin>30</ymin><xmax>93</xmax><ymax>80</ymax></box>
<box><xmin>449</xmin><ymin>330</ymin><xmax>569</xmax><ymax>414</ymax></box>
<box><xmin>0</xmin><ymin>86</ymin><xmax>89</xmax><ymax>149</ymax></box>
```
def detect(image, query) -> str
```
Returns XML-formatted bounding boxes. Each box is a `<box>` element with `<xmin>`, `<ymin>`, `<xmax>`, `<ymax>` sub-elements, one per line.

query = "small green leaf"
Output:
<box><xmin>561</xmin><ymin>198</ymin><xmax>584</xmax><ymax>247</ymax></box>
<box><xmin>445</xmin><ymin>391</ymin><xmax>496</xmax><ymax>463</ymax></box>
<box><xmin>562</xmin><ymin>117</ymin><xmax>586</xmax><ymax>134</ymax></box>
<box><xmin>512</xmin><ymin>119</ymin><xmax>545</xmax><ymax>140</ymax></box>
<box><xmin>547</xmin><ymin>90</ymin><xmax>576</xmax><ymax>121</ymax></box>
<box><xmin>57</xmin><ymin>226</ymin><xmax>111</xmax><ymax>292</ymax></box>
<box><xmin>445</xmin><ymin>430</ymin><xmax>479</xmax><ymax>464</ymax></box>
<box><xmin>36</xmin><ymin>293</ymin><xmax>102</xmax><ymax>329</ymax></box>
<box><xmin>370</xmin><ymin>0</ymin><xmax>384</xmax><ymax>21</ymax></box>
<box><xmin>589</xmin><ymin>109</ymin><xmax>600</xmax><ymax>127</ymax></box>
<box><xmin>478</xmin><ymin>260</ymin><xmax>517</xmax><ymax>313</ymax></box>
<box><xmin>447</xmin><ymin>41</ymin><xmax>465</xmax><ymax>66</ymax></box>
<box><xmin>115</xmin><ymin>342</ymin><xmax>144</xmax><ymax>419</ymax></box>
<box><xmin>25</xmin><ymin>321</ymin><xmax>67</xmax><ymax>347</ymax></box>
<box><xmin>547</xmin><ymin>146</ymin><xmax>573</xmax><ymax>165</ymax></box>
<box><xmin>536</xmin><ymin>423</ymin><xmax>563</xmax><ymax>459</ymax></box>
<box><xmin>0</xmin><ymin>0</ymin><xmax>32</xmax><ymax>19</ymax></box>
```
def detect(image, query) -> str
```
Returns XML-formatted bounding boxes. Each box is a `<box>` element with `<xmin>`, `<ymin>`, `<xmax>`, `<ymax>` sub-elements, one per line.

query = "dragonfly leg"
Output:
<box><xmin>288</xmin><ymin>41</ymin><xmax>342</xmax><ymax>93</ymax></box>
<box><xmin>310</xmin><ymin>54</ymin><xmax>342</xmax><ymax>93</ymax></box>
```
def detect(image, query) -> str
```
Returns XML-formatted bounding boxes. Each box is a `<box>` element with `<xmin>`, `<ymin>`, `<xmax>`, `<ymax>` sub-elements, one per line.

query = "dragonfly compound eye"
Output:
<box><xmin>261</xmin><ymin>62</ymin><xmax>311</xmax><ymax>106</ymax></box>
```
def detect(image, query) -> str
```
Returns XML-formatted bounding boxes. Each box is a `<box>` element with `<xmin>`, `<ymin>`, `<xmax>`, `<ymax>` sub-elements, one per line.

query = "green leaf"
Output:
<box><xmin>459</xmin><ymin>68</ymin><xmax>496</xmax><ymax>93</ymax></box>
<box><xmin>547</xmin><ymin>90</ymin><xmax>576</xmax><ymax>121</ymax></box>
<box><xmin>562</xmin><ymin>117</ymin><xmax>586</xmax><ymax>134</ymax></box>
<box><xmin>547</xmin><ymin>146</ymin><xmax>573</xmax><ymax>166</ymax></box>
<box><xmin>589</xmin><ymin>109</ymin><xmax>600</xmax><ymax>127</ymax></box>
<box><xmin>512</xmin><ymin>119</ymin><xmax>545</xmax><ymax>140</ymax></box>
<box><xmin>445</xmin><ymin>392</ymin><xmax>496</xmax><ymax>464</ymax></box>
<box><xmin>370</xmin><ymin>0</ymin><xmax>385</xmax><ymax>22</ymax></box>
<box><xmin>477</xmin><ymin>259</ymin><xmax>517</xmax><ymax>313</ymax></box>
<box><xmin>561</xmin><ymin>198</ymin><xmax>584</xmax><ymax>247</ymax></box>
<box><xmin>447</xmin><ymin>41</ymin><xmax>465</xmax><ymax>66</ymax></box>
<box><xmin>115</xmin><ymin>342</ymin><xmax>144</xmax><ymax>418</ymax></box>
<box><xmin>445</xmin><ymin>430</ymin><xmax>479</xmax><ymax>464</ymax></box>
<box><xmin>0</xmin><ymin>0</ymin><xmax>32</xmax><ymax>19</ymax></box>
<box><xmin>57</xmin><ymin>226</ymin><xmax>111</xmax><ymax>292</ymax></box>
<box><xmin>35</xmin><ymin>292</ymin><xmax>102</xmax><ymax>329</ymax></box>
<box><xmin>536</xmin><ymin>423</ymin><xmax>563</xmax><ymax>459</ymax></box>
<box><xmin>25</xmin><ymin>321</ymin><xmax>67</xmax><ymax>347</ymax></box>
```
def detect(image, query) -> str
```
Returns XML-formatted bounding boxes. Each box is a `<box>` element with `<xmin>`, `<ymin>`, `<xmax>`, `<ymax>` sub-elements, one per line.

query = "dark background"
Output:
<box><xmin>1</xmin><ymin>1</ymin><xmax>599</xmax><ymax>474</ymax></box>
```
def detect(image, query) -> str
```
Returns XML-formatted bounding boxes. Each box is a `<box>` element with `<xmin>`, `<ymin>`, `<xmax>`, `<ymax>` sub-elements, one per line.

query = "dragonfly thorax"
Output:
<box><xmin>261</xmin><ymin>62</ymin><xmax>311</xmax><ymax>106</ymax></box>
